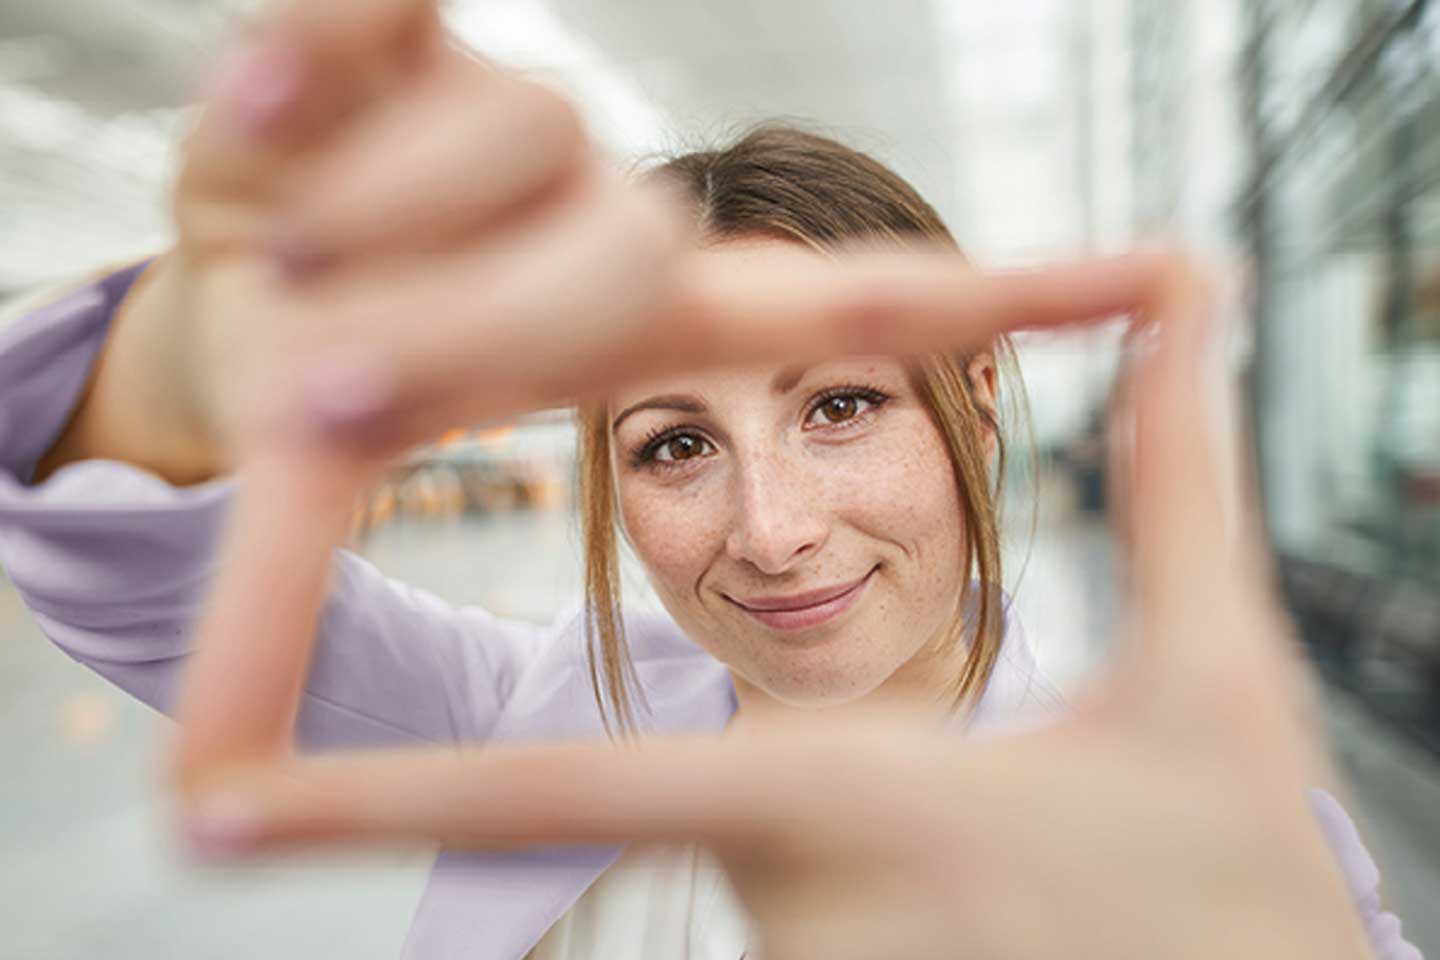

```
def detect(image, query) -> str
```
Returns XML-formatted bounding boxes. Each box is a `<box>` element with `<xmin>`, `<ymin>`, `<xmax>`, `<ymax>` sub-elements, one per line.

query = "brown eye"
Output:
<box><xmin>819</xmin><ymin>396</ymin><xmax>860</xmax><ymax>423</ymax></box>
<box><xmin>804</xmin><ymin>389</ymin><xmax>887</xmax><ymax>430</ymax></box>
<box><xmin>654</xmin><ymin>433</ymin><xmax>711</xmax><ymax>462</ymax></box>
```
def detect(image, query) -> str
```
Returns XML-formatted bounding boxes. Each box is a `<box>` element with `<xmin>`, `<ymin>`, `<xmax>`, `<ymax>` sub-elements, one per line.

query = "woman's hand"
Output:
<box><xmin>157</xmin><ymin>4</ymin><xmax>1369</xmax><ymax>956</ymax></box>
<box><xmin>172</xmin><ymin>241</ymin><xmax>1370</xmax><ymax>959</ymax></box>
<box><xmin>55</xmin><ymin>0</ymin><xmax>1171</xmax><ymax>494</ymax></box>
<box><xmin>151</xmin><ymin>0</ymin><xmax>664</xmax><ymax>480</ymax></box>
<box><xmin>156</xmin><ymin>0</ymin><xmax>1181</xmax><ymax>780</ymax></box>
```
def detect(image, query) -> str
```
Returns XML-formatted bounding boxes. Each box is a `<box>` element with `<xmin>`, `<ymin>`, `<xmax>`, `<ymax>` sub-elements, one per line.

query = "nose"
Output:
<box><xmin>724</xmin><ymin>451</ymin><xmax>829</xmax><ymax>575</ymax></box>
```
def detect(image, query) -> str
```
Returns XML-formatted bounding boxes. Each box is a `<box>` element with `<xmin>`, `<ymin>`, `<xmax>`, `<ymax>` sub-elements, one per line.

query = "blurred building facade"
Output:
<box><xmin>1239</xmin><ymin>0</ymin><xmax>1440</xmax><ymax>749</ymax></box>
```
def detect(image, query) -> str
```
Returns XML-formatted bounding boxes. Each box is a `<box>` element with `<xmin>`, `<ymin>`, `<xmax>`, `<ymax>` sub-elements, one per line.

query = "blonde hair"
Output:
<box><xmin>580</xmin><ymin>125</ymin><xmax>1021</xmax><ymax>736</ymax></box>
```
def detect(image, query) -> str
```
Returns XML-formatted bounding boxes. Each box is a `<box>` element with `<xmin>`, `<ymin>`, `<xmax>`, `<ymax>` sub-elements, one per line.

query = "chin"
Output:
<box><xmin>743</xmin><ymin>646</ymin><xmax>898</xmax><ymax>709</ymax></box>
<box><xmin>765</xmin><ymin>685</ymin><xmax>872</xmax><ymax>710</ymax></box>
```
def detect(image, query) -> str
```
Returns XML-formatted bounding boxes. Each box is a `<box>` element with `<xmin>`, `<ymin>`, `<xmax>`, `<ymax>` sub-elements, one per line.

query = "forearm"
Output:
<box><xmin>32</xmin><ymin>253</ymin><xmax>221</xmax><ymax>487</ymax></box>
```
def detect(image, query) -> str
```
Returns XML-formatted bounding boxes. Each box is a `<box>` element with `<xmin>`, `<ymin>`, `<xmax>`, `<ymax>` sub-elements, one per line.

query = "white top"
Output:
<box><xmin>528</xmin><ymin>844</ymin><xmax>752</xmax><ymax>960</ymax></box>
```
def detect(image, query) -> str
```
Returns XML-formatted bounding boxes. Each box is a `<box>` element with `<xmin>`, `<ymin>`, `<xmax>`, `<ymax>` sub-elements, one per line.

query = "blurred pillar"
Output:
<box><xmin>1237</xmin><ymin>0</ymin><xmax>1275</xmax><ymax>536</ymax></box>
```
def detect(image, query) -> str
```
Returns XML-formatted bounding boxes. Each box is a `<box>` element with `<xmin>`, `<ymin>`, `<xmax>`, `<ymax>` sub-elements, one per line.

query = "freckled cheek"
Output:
<box><xmin>617</xmin><ymin>477</ymin><xmax>731</xmax><ymax>599</ymax></box>
<box><xmin>829</xmin><ymin>423</ymin><xmax>966</xmax><ymax>565</ymax></box>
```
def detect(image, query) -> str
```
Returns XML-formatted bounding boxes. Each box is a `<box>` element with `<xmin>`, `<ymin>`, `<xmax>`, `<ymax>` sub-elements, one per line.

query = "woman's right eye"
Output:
<box><xmin>628</xmin><ymin>424</ymin><xmax>721</xmax><ymax>470</ymax></box>
<box><xmin>649</xmin><ymin>432</ymin><xmax>713</xmax><ymax>463</ymax></box>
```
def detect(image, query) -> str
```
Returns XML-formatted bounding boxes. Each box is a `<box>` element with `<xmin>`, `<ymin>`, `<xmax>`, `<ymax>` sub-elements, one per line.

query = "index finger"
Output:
<box><xmin>662</xmin><ymin>247</ymin><xmax>1177</xmax><ymax>372</ymax></box>
<box><xmin>183</xmin><ymin>740</ymin><xmax>765</xmax><ymax>855</ymax></box>
<box><xmin>279</xmin><ymin>236</ymin><xmax>1182</xmax><ymax>450</ymax></box>
<box><xmin>180</xmin><ymin>710</ymin><xmax>947</xmax><ymax>856</ymax></box>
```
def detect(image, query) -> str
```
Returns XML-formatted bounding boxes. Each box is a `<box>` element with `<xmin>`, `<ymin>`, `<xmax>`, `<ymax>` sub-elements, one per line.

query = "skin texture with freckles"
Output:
<box><xmin>610</xmin><ymin>238</ymin><xmax>992</xmax><ymax>713</ymax></box>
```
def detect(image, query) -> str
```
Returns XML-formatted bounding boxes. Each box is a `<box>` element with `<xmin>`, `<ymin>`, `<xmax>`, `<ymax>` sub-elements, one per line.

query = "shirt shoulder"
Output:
<box><xmin>968</xmin><ymin>601</ymin><xmax>1069</xmax><ymax>734</ymax></box>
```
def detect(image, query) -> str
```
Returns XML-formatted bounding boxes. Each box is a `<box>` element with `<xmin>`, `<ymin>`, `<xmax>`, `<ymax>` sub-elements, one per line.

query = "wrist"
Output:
<box><xmin>32</xmin><ymin>255</ymin><xmax>222</xmax><ymax>487</ymax></box>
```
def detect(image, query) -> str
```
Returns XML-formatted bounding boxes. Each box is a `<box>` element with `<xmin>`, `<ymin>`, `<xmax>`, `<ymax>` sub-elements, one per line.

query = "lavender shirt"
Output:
<box><xmin>0</xmin><ymin>263</ymin><xmax>1421</xmax><ymax>960</ymax></box>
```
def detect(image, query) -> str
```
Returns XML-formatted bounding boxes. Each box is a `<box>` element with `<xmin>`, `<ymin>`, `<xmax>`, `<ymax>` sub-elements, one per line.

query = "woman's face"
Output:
<box><xmin>610</xmin><ymin>238</ymin><xmax>984</xmax><ymax>710</ymax></box>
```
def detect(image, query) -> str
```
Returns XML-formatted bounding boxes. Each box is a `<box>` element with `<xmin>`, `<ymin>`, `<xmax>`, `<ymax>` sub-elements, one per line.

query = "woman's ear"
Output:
<box><xmin>966</xmin><ymin>353</ymin><xmax>999</xmax><ymax>467</ymax></box>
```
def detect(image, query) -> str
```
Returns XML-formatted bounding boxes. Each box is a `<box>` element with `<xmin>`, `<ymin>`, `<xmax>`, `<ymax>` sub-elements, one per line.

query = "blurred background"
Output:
<box><xmin>2</xmin><ymin>0</ymin><xmax>1438</xmax><ymax>956</ymax></box>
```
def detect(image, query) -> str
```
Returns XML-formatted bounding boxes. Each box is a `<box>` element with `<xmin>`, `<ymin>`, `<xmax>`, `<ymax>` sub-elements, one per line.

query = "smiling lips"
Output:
<box><xmin>730</xmin><ymin>568</ymin><xmax>876</xmax><ymax>631</ymax></box>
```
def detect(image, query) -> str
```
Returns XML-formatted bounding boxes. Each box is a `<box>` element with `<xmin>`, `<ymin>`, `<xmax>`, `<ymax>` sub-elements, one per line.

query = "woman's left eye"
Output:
<box><xmin>804</xmin><ymin>389</ymin><xmax>888</xmax><ymax>429</ymax></box>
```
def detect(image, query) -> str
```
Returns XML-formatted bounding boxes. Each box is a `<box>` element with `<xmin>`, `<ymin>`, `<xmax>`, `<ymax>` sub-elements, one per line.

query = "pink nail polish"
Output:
<box><xmin>208</xmin><ymin>41</ymin><xmax>302</xmax><ymax>135</ymax></box>
<box><xmin>302</xmin><ymin>349</ymin><xmax>395</xmax><ymax>436</ymax></box>
<box><xmin>271</xmin><ymin>238</ymin><xmax>328</xmax><ymax>282</ymax></box>
<box><xmin>182</xmin><ymin>795</ymin><xmax>262</xmax><ymax>861</ymax></box>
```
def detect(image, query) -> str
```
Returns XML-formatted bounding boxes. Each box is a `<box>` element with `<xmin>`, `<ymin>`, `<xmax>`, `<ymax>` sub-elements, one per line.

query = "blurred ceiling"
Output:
<box><xmin>0</xmin><ymin>0</ymin><xmax>1130</xmax><ymax>294</ymax></box>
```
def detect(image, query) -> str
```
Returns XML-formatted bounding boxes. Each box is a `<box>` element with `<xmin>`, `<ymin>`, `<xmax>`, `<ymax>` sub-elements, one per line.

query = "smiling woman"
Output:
<box><xmin>0</xmin><ymin>0</ymin><xmax>1422</xmax><ymax>954</ymax></box>
<box><xmin>579</xmin><ymin>126</ymin><xmax>1018</xmax><ymax>734</ymax></box>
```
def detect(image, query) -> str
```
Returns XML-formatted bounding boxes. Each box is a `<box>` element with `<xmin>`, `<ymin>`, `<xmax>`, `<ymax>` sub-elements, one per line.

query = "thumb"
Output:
<box><xmin>177</xmin><ymin>738</ymin><xmax>777</xmax><ymax>858</ymax></box>
<box><xmin>175</xmin><ymin>707</ymin><xmax>948</xmax><ymax>858</ymax></box>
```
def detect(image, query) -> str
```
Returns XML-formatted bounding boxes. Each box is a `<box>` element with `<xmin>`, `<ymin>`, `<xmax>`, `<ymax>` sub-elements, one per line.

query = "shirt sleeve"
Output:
<box><xmin>0</xmin><ymin>262</ymin><xmax>545</xmax><ymax>750</ymax></box>
<box><xmin>1308</xmin><ymin>789</ymin><xmax>1425</xmax><ymax>960</ymax></box>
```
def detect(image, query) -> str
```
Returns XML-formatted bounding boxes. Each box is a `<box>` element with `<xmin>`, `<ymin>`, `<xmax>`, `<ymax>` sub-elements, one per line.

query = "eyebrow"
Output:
<box><xmin>612</xmin><ymin>366</ymin><xmax>820</xmax><ymax>432</ymax></box>
<box><xmin>611</xmin><ymin>394</ymin><xmax>708</xmax><ymax>432</ymax></box>
<box><xmin>770</xmin><ymin>363</ymin><xmax>811</xmax><ymax>395</ymax></box>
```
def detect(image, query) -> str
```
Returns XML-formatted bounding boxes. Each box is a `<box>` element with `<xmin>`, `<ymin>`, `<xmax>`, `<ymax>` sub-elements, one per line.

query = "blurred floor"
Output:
<box><xmin>2</xmin><ymin>505</ymin><xmax>1437</xmax><ymax>958</ymax></box>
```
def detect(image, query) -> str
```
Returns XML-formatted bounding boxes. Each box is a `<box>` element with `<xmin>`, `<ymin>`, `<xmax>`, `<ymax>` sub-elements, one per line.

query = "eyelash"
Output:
<box><xmin>628</xmin><ymin>383</ymin><xmax>894</xmax><ymax>471</ymax></box>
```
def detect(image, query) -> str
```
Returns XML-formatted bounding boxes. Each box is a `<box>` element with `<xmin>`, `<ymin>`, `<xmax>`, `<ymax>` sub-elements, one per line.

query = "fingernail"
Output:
<box><xmin>183</xmin><ymin>794</ymin><xmax>263</xmax><ymax>861</ymax></box>
<box><xmin>208</xmin><ymin>40</ymin><xmax>303</xmax><ymax>135</ymax></box>
<box><xmin>301</xmin><ymin>349</ymin><xmax>395</xmax><ymax>437</ymax></box>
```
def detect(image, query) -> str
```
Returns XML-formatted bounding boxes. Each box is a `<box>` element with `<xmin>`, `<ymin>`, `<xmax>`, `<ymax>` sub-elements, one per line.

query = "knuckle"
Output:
<box><xmin>512</xmin><ymin>80</ymin><xmax>587</xmax><ymax>159</ymax></box>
